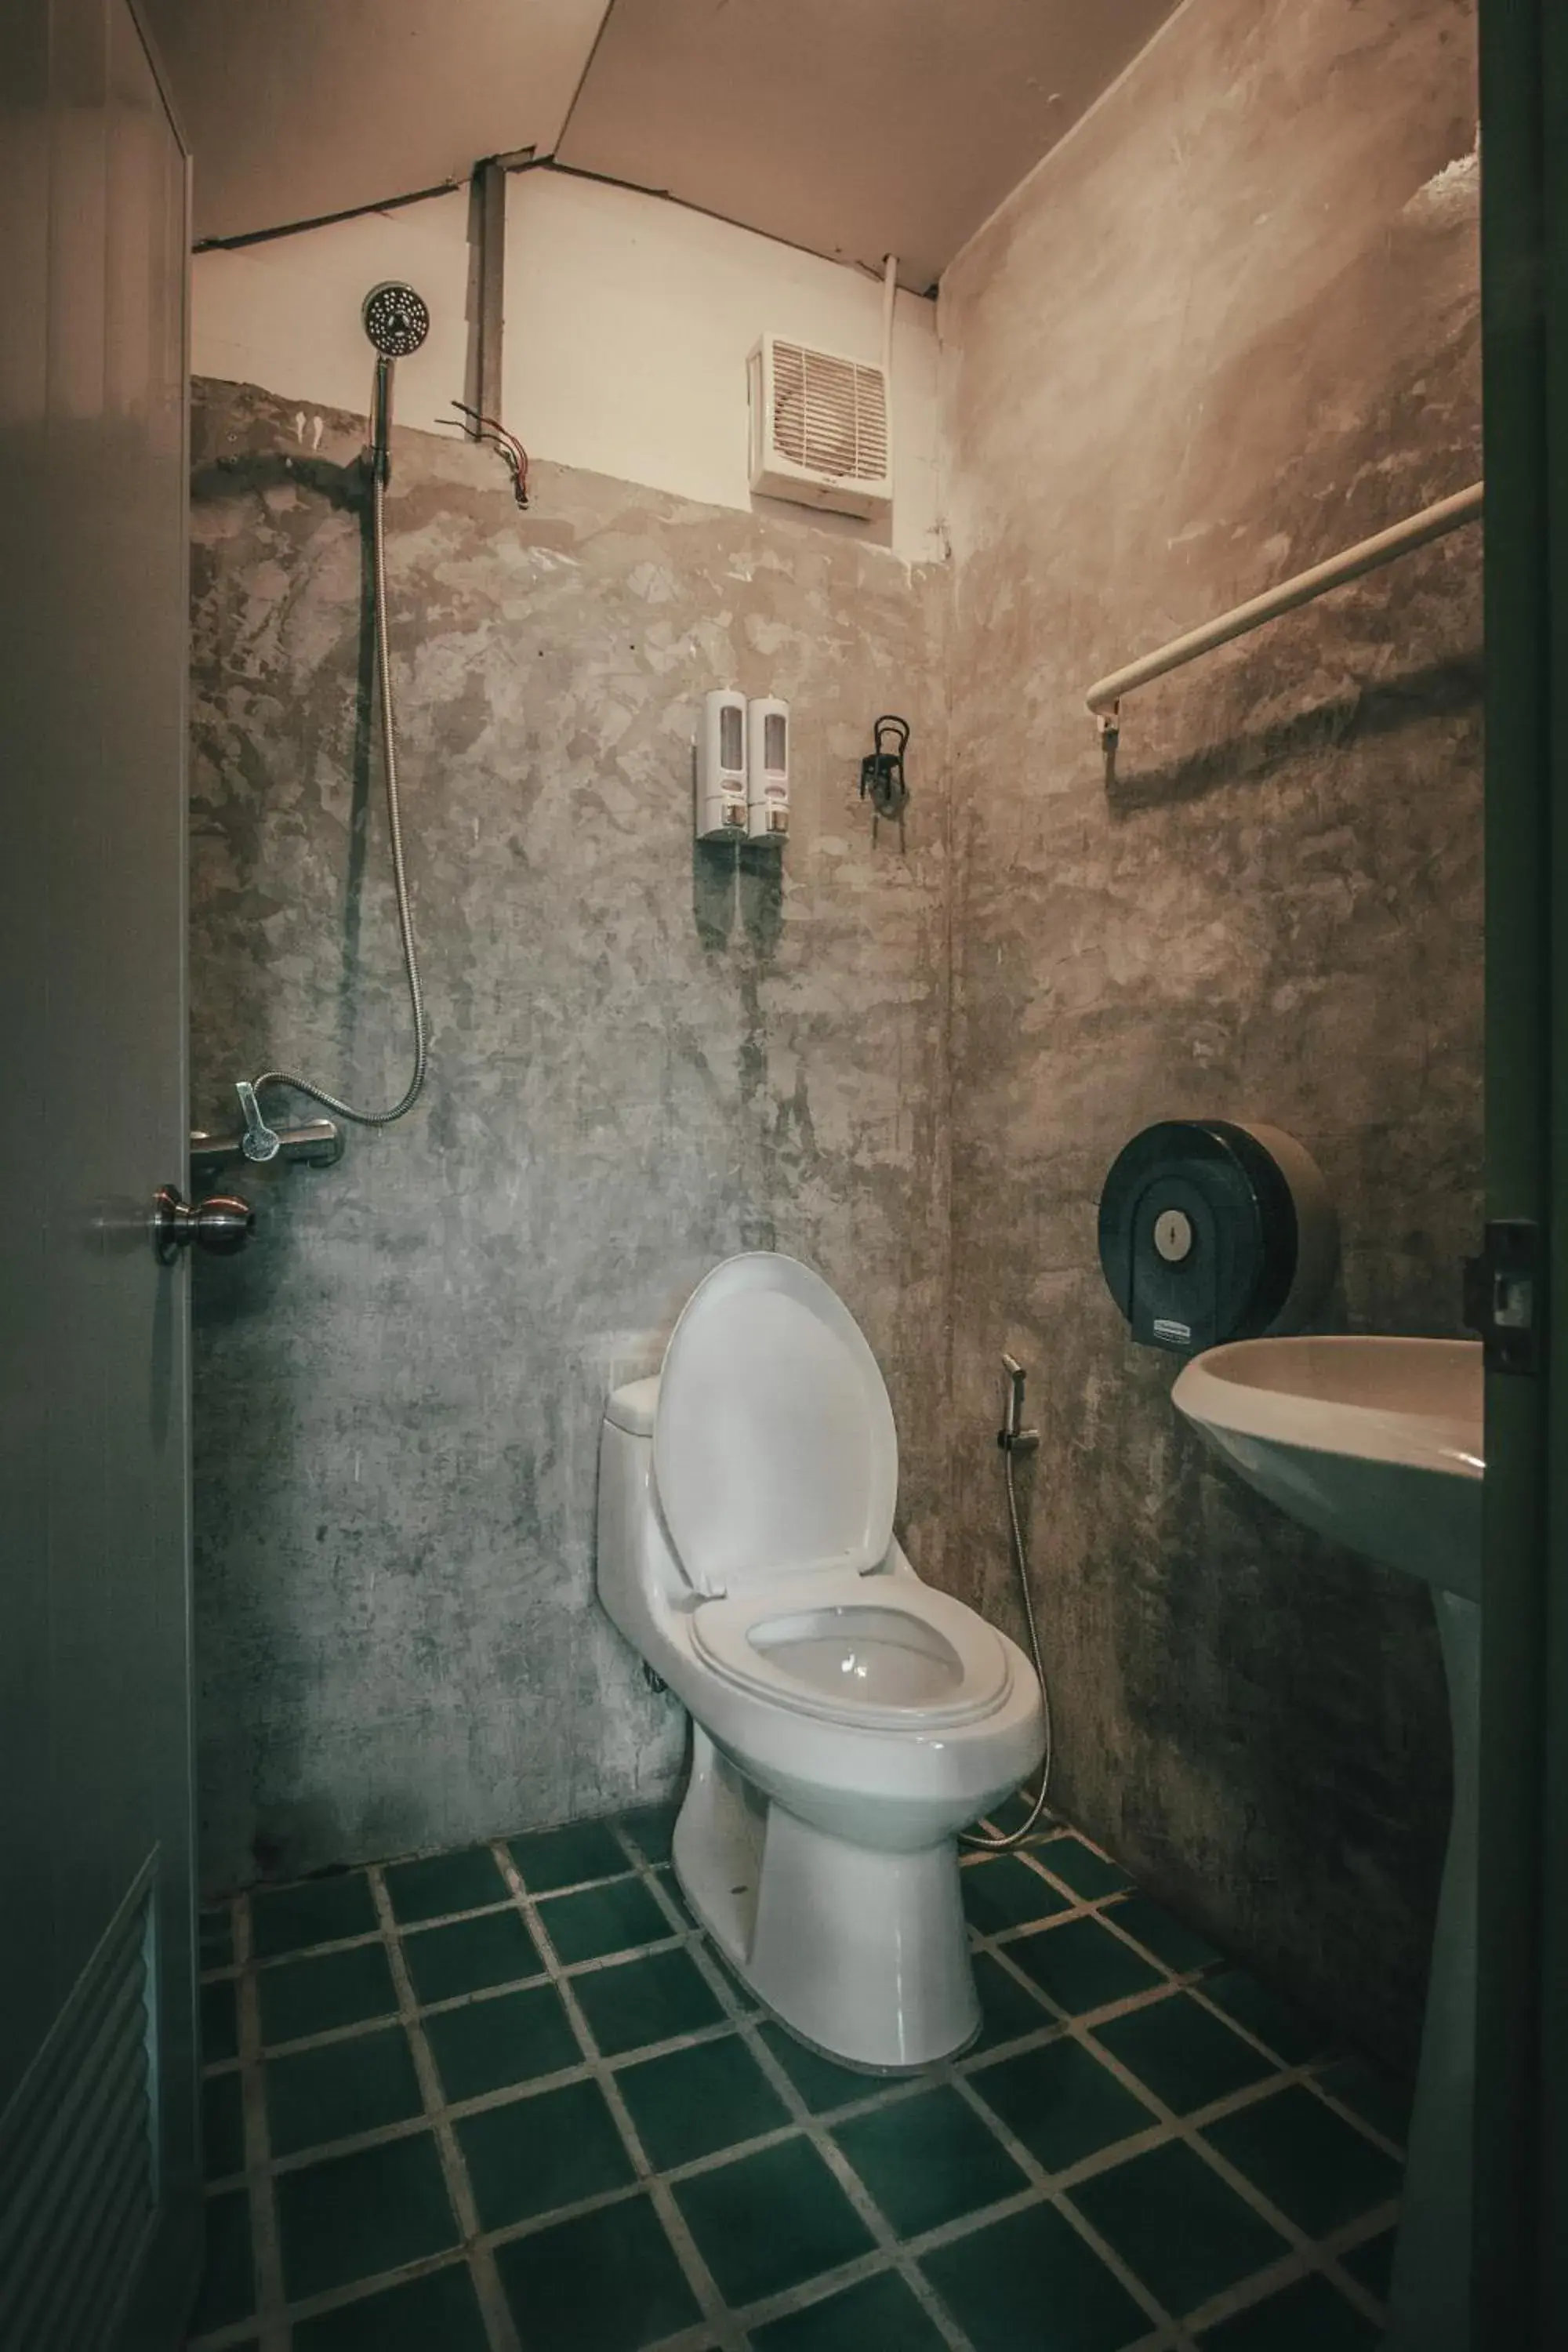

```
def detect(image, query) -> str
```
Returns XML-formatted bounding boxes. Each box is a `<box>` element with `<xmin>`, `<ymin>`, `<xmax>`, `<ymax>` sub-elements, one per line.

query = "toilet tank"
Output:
<box><xmin>597</xmin><ymin>1377</ymin><xmax>660</xmax><ymax>1630</ymax></box>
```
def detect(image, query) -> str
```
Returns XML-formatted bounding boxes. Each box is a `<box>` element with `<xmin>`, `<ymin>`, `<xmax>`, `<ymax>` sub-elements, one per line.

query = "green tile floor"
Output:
<box><xmin>190</xmin><ymin>1803</ymin><xmax>1406</xmax><ymax>2351</ymax></box>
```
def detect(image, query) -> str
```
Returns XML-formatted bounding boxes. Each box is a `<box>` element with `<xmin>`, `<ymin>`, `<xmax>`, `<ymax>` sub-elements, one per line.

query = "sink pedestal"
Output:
<box><xmin>1386</xmin><ymin>1590</ymin><xmax>1477</xmax><ymax>2352</ymax></box>
<box><xmin>1168</xmin><ymin>1337</ymin><xmax>1484</xmax><ymax>2352</ymax></box>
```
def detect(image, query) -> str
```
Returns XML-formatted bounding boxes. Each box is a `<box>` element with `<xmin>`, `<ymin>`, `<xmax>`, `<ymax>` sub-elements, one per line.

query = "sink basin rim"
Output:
<box><xmin>1172</xmin><ymin>1335</ymin><xmax>1483</xmax><ymax>1482</ymax></box>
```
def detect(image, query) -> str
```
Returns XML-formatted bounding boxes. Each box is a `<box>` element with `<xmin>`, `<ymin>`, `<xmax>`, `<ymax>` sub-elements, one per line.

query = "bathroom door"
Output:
<box><xmin>0</xmin><ymin>2</ymin><xmax>200</xmax><ymax>2345</ymax></box>
<box><xmin>1472</xmin><ymin>0</ymin><xmax>1568</xmax><ymax>2342</ymax></box>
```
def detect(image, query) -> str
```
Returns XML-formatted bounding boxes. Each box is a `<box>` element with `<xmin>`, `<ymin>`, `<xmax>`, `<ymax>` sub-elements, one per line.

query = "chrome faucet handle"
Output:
<box><xmin>236</xmin><ymin>1080</ymin><xmax>281</xmax><ymax>1163</ymax></box>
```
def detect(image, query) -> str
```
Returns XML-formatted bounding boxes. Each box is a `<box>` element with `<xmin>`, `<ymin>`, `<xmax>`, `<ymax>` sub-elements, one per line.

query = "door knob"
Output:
<box><xmin>154</xmin><ymin>1185</ymin><xmax>256</xmax><ymax>1263</ymax></box>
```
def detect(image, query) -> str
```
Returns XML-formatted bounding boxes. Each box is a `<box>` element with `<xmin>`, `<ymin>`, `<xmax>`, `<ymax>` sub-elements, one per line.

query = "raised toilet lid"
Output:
<box><xmin>653</xmin><ymin>1254</ymin><xmax>898</xmax><ymax>1595</ymax></box>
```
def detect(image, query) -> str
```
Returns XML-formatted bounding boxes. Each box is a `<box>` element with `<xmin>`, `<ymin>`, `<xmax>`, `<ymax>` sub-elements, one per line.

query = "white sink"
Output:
<box><xmin>1173</xmin><ymin>1331</ymin><xmax>1484</xmax><ymax>2352</ymax></box>
<box><xmin>1172</xmin><ymin>1335</ymin><xmax>1483</xmax><ymax>1599</ymax></box>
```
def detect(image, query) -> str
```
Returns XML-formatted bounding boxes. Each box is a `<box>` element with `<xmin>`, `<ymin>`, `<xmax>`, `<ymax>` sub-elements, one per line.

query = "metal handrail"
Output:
<box><xmin>1086</xmin><ymin>480</ymin><xmax>1483</xmax><ymax>728</ymax></box>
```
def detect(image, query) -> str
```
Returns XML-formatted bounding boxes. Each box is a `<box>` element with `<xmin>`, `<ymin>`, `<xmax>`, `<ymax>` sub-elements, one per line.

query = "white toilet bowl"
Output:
<box><xmin>596</xmin><ymin>1253</ymin><xmax>1044</xmax><ymax>2069</ymax></box>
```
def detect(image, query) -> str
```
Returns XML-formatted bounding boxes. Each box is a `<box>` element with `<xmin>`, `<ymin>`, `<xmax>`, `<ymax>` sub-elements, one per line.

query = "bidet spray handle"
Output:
<box><xmin>999</xmin><ymin>1353</ymin><xmax>1037</xmax><ymax>1451</ymax></box>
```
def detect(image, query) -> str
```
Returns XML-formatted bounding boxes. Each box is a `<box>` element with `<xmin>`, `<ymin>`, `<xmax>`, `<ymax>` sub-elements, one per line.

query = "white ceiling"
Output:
<box><xmin>143</xmin><ymin>0</ymin><xmax>612</xmax><ymax>244</ymax></box>
<box><xmin>557</xmin><ymin>0</ymin><xmax>1181</xmax><ymax>291</ymax></box>
<box><xmin>146</xmin><ymin>0</ymin><xmax>1181</xmax><ymax>283</ymax></box>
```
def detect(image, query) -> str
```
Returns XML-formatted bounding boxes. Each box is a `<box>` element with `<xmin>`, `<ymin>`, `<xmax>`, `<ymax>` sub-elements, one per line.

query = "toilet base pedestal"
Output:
<box><xmin>673</xmin><ymin>1727</ymin><xmax>980</xmax><ymax>2071</ymax></box>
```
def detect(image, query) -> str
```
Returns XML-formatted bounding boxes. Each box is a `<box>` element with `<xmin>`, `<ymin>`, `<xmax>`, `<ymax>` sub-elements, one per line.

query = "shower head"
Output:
<box><xmin>362</xmin><ymin>283</ymin><xmax>427</xmax><ymax>483</ymax></box>
<box><xmin>362</xmin><ymin>281</ymin><xmax>430</xmax><ymax>359</ymax></box>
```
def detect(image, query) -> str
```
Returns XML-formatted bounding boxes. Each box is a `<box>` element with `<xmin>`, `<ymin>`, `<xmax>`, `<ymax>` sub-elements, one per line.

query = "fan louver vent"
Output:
<box><xmin>769</xmin><ymin>342</ymin><xmax>889</xmax><ymax>483</ymax></box>
<box><xmin>0</xmin><ymin>1864</ymin><xmax>159</xmax><ymax>2352</ymax></box>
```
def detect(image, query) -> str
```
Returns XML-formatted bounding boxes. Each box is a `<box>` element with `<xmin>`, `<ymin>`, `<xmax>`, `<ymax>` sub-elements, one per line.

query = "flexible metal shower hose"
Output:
<box><xmin>252</xmin><ymin>468</ymin><xmax>427</xmax><ymax>1129</ymax></box>
<box><xmin>960</xmin><ymin>1439</ymin><xmax>1055</xmax><ymax>1852</ymax></box>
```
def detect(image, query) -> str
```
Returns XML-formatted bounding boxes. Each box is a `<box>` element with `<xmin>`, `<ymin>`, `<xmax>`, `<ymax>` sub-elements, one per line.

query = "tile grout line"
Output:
<box><xmin>191</xmin><ymin>1817</ymin><xmax>1402</xmax><ymax>2350</ymax></box>
<box><xmin>208</xmin><ymin>1864</ymin><xmax>1160</xmax><ymax>2076</ymax></box>
<box><xmin>195</xmin><ymin>1871</ymin><xmax>656</xmax><ymax>1987</ymax></box>
<box><xmin>489</xmin><ymin>1834</ymin><xmax>750</xmax><ymax>2352</ymax></box>
<box><xmin>957</xmin><ymin>1893</ymin><xmax>1403</xmax><ymax>2321</ymax></box>
<box><xmin>231</xmin><ymin>1893</ymin><xmax>288</xmax><ymax>2352</ymax></box>
<box><xmin>916</xmin><ymin>2045</ymin><xmax>1186</xmax><ymax>2350</ymax></box>
<box><xmin>202</xmin><ymin>2016</ymin><xmax>750</xmax><ymax>2191</ymax></box>
<box><xmin>1032</xmin><ymin>1992</ymin><xmax>1399</xmax><ymax>2331</ymax></box>
<box><xmin>1179</xmin><ymin>1974</ymin><xmax>1407</xmax><ymax>2158</ymax></box>
<box><xmin>208</xmin><ymin>1831</ymin><xmax>1402</xmax><ymax>2153</ymax></box>
<box><xmin>368</xmin><ymin>1864</ymin><xmax>523</xmax><ymax>2352</ymax></box>
<box><xmin>971</xmin><ymin>1816</ymin><xmax>1409</xmax><ymax>2167</ymax></box>
<box><xmin>641</xmin><ymin>1819</ymin><xmax>1392</xmax><ymax>2345</ymax></box>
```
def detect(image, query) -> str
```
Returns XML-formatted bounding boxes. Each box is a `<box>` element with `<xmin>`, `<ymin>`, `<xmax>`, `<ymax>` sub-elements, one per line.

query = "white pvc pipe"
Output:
<box><xmin>880</xmin><ymin>253</ymin><xmax>897</xmax><ymax>391</ymax></box>
<box><xmin>1086</xmin><ymin>480</ymin><xmax>1483</xmax><ymax>718</ymax></box>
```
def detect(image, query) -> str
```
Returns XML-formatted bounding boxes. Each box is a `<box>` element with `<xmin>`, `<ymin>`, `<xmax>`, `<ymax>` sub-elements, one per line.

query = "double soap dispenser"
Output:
<box><xmin>695</xmin><ymin>689</ymin><xmax>790</xmax><ymax>844</ymax></box>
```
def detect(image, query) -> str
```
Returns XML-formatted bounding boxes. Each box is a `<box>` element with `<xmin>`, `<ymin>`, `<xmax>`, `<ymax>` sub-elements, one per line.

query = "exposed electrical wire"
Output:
<box><xmin>445</xmin><ymin>399</ymin><xmax>530</xmax><ymax>508</ymax></box>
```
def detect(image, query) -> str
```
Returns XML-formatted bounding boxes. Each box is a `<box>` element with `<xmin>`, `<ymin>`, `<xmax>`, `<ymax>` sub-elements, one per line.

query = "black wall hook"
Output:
<box><xmin>860</xmin><ymin>714</ymin><xmax>910</xmax><ymax>818</ymax></box>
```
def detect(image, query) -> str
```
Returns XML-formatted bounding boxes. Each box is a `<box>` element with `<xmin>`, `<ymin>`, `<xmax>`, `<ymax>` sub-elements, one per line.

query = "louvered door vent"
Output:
<box><xmin>748</xmin><ymin>336</ymin><xmax>893</xmax><ymax>521</ymax></box>
<box><xmin>0</xmin><ymin>1864</ymin><xmax>159</xmax><ymax>2352</ymax></box>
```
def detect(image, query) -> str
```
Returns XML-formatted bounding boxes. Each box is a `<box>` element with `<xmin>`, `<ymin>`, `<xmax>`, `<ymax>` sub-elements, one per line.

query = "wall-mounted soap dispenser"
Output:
<box><xmin>746</xmin><ymin>696</ymin><xmax>789</xmax><ymax>843</ymax></box>
<box><xmin>695</xmin><ymin>688</ymin><xmax>748</xmax><ymax>840</ymax></box>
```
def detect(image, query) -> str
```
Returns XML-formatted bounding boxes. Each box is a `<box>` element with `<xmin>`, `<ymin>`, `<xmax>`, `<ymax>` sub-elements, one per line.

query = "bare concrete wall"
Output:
<box><xmin>188</xmin><ymin>381</ymin><xmax>947</xmax><ymax>1891</ymax></box>
<box><xmin>939</xmin><ymin>0</ymin><xmax>1480</xmax><ymax>2067</ymax></box>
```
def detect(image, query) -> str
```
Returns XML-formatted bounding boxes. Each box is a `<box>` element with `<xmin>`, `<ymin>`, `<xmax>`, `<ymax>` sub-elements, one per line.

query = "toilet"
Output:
<box><xmin>596</xmin><ymin>1252</ymin><xmax>1045</xmax><ymax>2069</ymax></box>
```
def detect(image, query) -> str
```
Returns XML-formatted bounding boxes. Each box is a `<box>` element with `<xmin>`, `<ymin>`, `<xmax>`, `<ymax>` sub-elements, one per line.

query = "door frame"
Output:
<box><xmin>1473</xmin><ymin>0</ymin><xmax>1567</xmax><ymax>2341</ymax></box>
<box><xmin>118</xmin><ymin>3</ymin><xmax>198</xmax><ymax>2344</ymax></box>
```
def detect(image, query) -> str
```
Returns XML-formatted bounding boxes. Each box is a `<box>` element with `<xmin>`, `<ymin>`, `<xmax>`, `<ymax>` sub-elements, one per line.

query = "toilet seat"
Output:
<box><xmin>654</xmin><ymin>1255</ymin><xmax>1010</xmax><ymax>1731</ymax></box>
<box><xmin>690</xmin><ymin>1567</ymin><xmax>1012</xmax><ymax>1731</ymax></box>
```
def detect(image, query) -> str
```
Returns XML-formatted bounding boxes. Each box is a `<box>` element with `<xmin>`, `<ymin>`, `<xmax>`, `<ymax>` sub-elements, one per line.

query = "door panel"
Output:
<box><xmin>0</xmin><ymin>0</ymin><xmax>197</xmax><ymax>2341</ymax></box>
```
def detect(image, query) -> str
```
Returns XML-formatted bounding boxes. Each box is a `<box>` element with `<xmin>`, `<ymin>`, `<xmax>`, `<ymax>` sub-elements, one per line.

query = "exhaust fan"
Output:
<box><xmin>747</xmin><ymin>335</ymin><xmax>892</xmax><ymax>521</ymax></box>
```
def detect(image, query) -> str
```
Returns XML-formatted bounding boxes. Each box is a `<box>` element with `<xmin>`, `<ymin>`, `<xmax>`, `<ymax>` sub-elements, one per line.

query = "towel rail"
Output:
<box><xmin>1087</xmin><ymin>481</ymin><xmax>1483</xmax><ymax>731</ymax></box>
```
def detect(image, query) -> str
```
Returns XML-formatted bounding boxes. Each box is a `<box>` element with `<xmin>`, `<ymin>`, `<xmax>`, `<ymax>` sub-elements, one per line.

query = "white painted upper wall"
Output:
<box><xmin>506</xmin><ymin>175</ymin><xmax>940</xmax><ymax>561</ymax></box>
<box><xmin>191</xmin><ymin>190</ymin><xmax>473</xmax><ymax>445</ymax></box>
<box><xmin>191</xmin><ymin>171</ymin><xmax>942</xmax><ymax>564</ymax></box>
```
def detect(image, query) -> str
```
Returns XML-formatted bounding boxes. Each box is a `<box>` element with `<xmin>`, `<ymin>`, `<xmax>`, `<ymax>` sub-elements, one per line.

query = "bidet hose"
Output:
<box><xmin>247</xmin><ymin>466</ymin><xmax>427</xmax><ymax>1131</ymax></box>
<box><xmin>960</xmin><ymin>1437</ymin><xmax>1054</xmax><ymax>1852</ymax></box>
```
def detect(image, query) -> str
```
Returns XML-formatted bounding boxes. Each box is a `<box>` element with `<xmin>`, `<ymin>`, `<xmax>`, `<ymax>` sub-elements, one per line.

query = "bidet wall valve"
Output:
<box><xmin>999</xmin><ymin>1352</ymin><xmax>1039</xmax><ymax>1453</ymax></box>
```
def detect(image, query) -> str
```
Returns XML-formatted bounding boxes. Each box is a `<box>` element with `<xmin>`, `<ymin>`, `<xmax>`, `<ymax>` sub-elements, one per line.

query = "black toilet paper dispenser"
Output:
<box><xmin>1097</xmin><ymin>1120</ymin><xmax>1338</xmax><ymax>1356</ymax></box>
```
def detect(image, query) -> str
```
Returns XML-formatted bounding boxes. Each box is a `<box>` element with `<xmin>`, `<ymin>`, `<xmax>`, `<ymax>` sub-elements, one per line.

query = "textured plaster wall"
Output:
<box><xmin>939</xmin><ymin>0</ymin><xmax>1480</xmax><ymax>2066</ymax></box>
<box><xmin>188</xmin><ymin>380</ymin><xmax>946</xmax><ymax>1890</ymax></box>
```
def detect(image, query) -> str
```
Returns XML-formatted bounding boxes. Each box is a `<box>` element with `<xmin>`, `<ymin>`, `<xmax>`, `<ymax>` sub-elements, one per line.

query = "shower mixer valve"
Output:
<box><xmin>236</xmin><ymin>1080</ymin><xmax>281</xmax><ymax>1163</ymax></box>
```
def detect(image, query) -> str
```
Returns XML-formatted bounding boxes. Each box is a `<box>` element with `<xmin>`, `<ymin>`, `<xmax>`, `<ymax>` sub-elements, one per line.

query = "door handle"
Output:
<box><xmin>153</xmin><ymin>1186</ymin><xmax>256</xmax><ymax>1264</ymax></box>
